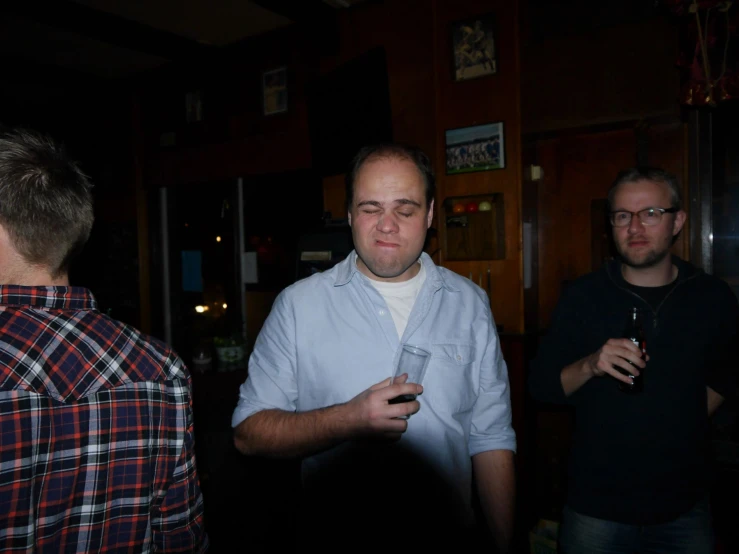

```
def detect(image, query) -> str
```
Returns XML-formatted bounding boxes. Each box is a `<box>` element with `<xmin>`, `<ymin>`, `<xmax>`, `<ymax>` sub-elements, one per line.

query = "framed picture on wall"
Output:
<box><xmin>445</xmin><ymin>122</ymin><xmax>505</xmax><ymax>174</ymax></box>
<box><xmin>262</xmin><ymin>66</ymin><xmax>287</xmax><ymax>115</ymax></box>
<box><xmin>450</xmin><ymin>13</ymin><xmax>497</xmax><ymax>81</ymax></box>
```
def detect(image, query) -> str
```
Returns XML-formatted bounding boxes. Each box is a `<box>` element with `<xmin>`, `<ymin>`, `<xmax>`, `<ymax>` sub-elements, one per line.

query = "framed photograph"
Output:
<box><xmin>450</xmin><ymin>14</ymin><xmax>497</xmax><ymax>81</ymax></box>
<box><xmin>445</xmin><ymin>122</ymin><xmax>505</xmax><ymax>174</ymax></box>
<box><xmin>262</xmin><ymin>66</ymin><xmax>287</xmax><ymax>116</ymax></box>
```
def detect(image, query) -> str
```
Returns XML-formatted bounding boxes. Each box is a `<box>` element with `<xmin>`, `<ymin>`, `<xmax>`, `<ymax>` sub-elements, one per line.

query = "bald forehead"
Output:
<box><xmin>353</xmin><ymin>156</ymin><xmax>428</xmax><ymax>208</ymax></box>
<box><xmin>357</xmin><ymin>154</ymin><xmax>420</xmax><ymax>177</ymax></box>
<box><xmin>355</xmin><ymin>156</ymin><xmax>426</xmax><ymax>190</ymax></box>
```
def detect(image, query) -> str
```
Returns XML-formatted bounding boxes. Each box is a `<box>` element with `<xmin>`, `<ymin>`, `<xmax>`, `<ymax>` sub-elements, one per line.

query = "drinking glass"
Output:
<box><xmin>389</xmin><ymin>344</ymin><xmax>431</xmax><ymax>418</ymax></box>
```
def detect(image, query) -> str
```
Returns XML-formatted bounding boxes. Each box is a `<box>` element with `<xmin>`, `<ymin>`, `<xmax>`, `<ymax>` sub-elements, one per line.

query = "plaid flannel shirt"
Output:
<box><xmin>0</xmin><ymin>286</ymin><xmax>208</xmax><ymax>553</ymax></box>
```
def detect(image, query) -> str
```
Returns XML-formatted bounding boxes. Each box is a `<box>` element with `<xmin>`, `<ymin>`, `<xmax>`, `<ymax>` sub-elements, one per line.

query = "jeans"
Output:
<box><xmin>559</xmin><ymin>498</ymin><xmax>714</xmax><ymax>554</ymax></box>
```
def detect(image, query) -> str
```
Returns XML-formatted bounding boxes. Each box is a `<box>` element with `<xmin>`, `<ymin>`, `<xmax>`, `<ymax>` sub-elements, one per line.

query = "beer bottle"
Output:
<box><xmin>618</xmin><ymin>307</ymin><xmax>645</xmax><ymax>393</ymax></box>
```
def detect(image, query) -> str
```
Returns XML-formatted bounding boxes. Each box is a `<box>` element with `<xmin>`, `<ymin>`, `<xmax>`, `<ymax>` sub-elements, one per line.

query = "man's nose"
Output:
<box><xmin>376</xmin><ymin>212</ymin><xmax>399</xmax><ymax>233</ymax></box>
<box><xmin>627</xmin><ymin>213</ymin><xmax>644</xmax><ymax>233</ymax></box>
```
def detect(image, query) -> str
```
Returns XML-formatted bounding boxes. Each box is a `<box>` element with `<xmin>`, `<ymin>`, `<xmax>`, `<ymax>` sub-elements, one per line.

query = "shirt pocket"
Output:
<box><xmin>424</xmin><ymin>343</ymin><xmax>477</xmax><ymax>415</ymax></box>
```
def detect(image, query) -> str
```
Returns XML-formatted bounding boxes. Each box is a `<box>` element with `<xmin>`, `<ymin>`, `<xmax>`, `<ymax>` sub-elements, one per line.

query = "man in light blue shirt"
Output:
<box><xmin>232</xmin><ymin>143</ymin><xmax>516</xmax><ymax>551</ymax></box>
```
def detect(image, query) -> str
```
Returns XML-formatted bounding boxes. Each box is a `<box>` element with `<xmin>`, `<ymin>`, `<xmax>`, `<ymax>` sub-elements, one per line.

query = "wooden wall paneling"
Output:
<box><xmin>137</xmin><ymin>0</ymin><xmax>527</xmax><ymax>332</ymax></box>
<box><xmin>534</xmin><ymin>122</ymin><xmax>689</xmax><ymax>330</ymax></box>
<box><xmin>322</xmin><ymin>0</ymin><xmax>437</xmax><ymax>152</ymax></box>
<box><xmin>533</xmin><ymin>136</ymin><xmax>563</xmax><ymax>331</ymax></box>
<box><xmin>318</xmin><ymin>0</ymin><xmax>437</xmax><ymax>239</ymax></box>
<box><xmin>521</xmin><ymin>15</ymin><xmax>680</xmax><ymax>135</ymax></box>
<box><xmin>322</xmin><ymin>174</ymin><xmax>346</xmax><ymax>221</ymax></box>
<box><xmin>499</xmin><ymin>331</ymin><xmax>543</xmax><ymax>539</ymax></box>
<box><xmin>646</xmin><ymin>122</ymin><xmax>690</xmax><ymax>260</ymax></box>
<box><xmin>521</xmin><ymin>141</ymin><xmax>539</xmax><ymax>333</ymax></box>
<box><xmin>147</xmin><ymin>130</ymin><xmax>314</xmax><ymax>188</ymax></box>
<box><xmin>434</xmin><ymin>0</ymin><xmax>524</xmax><ymax>334</ymax></box>
<box><xmin>140</xmin><ymin>25</ymin><xmax>319</xmax><ymax>188</ymax></box>
<box><xmin>344</xmin><ymin>0</ymin><xmax>437</xmax><ymax>156</ymax></box>
<box><xmin>443</xmin><ymin>260</ymin><xmax>484</xmax><ymax>287</ymax></box>
<box><xmin>499</xmin><ymin>333</ymin><xmax>528</xmax><ymax>456</ymax></box>
<box><xmin>536</xmin><ymin>128</ymin><xmax>637</xmax><ymax>329</ymax></box>
<box><xmin>440</xmin><ymin>258</ymin><xmax>519</xmax><ymax>335</ymax></box>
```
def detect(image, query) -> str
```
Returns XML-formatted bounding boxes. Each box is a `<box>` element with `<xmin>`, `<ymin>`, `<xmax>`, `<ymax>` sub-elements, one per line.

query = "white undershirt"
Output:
<box><xmin>361</xmin><ymin>256</ymin><xmax>426</xmax><ymax>338</ymax></box>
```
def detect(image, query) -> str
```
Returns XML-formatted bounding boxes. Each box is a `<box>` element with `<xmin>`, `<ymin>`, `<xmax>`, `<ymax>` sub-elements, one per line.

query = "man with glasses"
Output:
<box><xmin>529</xmin><ymin>167</ymin><xmax>738</xmax><ymax>553</ymax></box>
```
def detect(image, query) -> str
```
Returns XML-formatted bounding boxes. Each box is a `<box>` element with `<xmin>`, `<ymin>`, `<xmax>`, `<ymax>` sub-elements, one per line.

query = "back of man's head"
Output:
<box><xmin>0</xmin><ymin>129</ymin><xmax>94</xmax><ymax>278</ymax></box>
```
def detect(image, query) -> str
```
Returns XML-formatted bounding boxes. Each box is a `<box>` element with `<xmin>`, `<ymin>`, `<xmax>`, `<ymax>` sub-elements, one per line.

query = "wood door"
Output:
<box><xmin>533</xmin><ymin>123</ymin><xmax>687</xmax><ymax>329</ymax></box>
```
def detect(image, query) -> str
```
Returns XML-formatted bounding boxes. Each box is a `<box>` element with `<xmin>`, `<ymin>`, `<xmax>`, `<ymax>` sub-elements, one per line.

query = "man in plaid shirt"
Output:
<box><xmin>0</xmin><ymin>129</ymin><xmax>208</xmax><ymax>553</ymax></box>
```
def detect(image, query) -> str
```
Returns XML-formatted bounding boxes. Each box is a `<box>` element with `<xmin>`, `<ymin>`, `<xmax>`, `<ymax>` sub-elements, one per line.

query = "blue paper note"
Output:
<box><xmin>181</xmin><ymin>250</ymin><xmax>203</xmax><ymax>292</ymax></box>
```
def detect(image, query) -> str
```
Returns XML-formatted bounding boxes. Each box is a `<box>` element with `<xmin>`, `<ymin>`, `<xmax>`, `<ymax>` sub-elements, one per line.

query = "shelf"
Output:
<box><xmin>443</xmin><ymin>194</ymin><xmax>505</xmax><ymax>261</ymax></box>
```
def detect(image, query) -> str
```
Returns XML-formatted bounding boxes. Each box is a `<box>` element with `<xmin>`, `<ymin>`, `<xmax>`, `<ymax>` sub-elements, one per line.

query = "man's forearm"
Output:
<box><xmin>233</xmin><ymin>405</ymin><xmax>352</xmax><ymax>458</ymax></box>
<box><xmin>560</xmin><ymin>356</ymin><xmax>594</xmax><ymax>396</ymax></box>
<box><xmin>473</xmin><ymin>449</ymin><xmax>516</xmax><ymax>554</ymax></box>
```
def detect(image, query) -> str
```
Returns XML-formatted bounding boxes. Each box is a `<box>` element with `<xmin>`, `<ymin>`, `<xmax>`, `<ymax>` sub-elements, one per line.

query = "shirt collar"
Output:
<box><xmin>0</xmin><ymin>285</ymin><xmax>98</xmax><ymax>311</ymax></box>
<box><xmin>333</xmin><ymin>251</ymin><xmax>459</xmax><ymax>292</ymax></box>
<box><xmin>606</xmin><ymin>255</ymin><xmax>698</xmax><ymax>288</ymax></box>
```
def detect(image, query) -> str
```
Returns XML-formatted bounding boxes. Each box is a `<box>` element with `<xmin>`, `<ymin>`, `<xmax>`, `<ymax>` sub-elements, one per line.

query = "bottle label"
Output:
<box><xmin>628</xmin><ymin>337</ymin><xmax>646</xmax><ymax>355</ymax></box>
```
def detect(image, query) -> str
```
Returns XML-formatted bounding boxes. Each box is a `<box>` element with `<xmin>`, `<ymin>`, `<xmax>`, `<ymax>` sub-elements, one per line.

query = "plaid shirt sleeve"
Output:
<box><xmin>151</xmin><ymin>376</ymin><xmax>209</xmax><ymax>553</ymax></box>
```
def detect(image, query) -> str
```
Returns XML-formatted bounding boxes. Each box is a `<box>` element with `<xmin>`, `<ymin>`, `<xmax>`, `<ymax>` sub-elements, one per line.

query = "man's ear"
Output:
<box><xmin>347</xmin><ymin>211</ymin><xmax>352</xmax><ymax>226</ymax></box>
<box><xmin>672</xmin><ymin>209</ymin><xmax>687</xmax><ymax>237</ymax></box>
<box><xmin>426</xmin><ymin>198</ymin><xmax>435</xmax><ymax>228</ymax></box>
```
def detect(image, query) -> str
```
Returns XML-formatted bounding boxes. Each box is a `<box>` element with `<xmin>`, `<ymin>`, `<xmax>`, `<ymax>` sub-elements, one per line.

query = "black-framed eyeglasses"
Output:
<box><xmin>609</xmin><ymin>207</ymin><xmax>679</xmax><ymax>227</ymax></box>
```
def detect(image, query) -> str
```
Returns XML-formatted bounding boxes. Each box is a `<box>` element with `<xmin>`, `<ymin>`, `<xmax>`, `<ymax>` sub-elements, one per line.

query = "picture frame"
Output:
<box><xmin>450</xmin><ymin>13</ymin><xmax>497</xmax><ymax>81</ymax></box>
<box><xmin>445</xmin><ymin>122</ymin><xmax>505</xmax><ymax>174</ymax></box>
<box><xmin>262</xmin><ymin>66</ymin><xmax>287</xmax><ymax>116</ymax></box>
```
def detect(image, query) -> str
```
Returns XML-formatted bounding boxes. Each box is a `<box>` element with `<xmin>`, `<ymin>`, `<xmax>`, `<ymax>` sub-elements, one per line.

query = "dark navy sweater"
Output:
<box><xmin>528</xmin><ymin>257</ymin><xmax>738</xmax><ymax>524</ymax></box>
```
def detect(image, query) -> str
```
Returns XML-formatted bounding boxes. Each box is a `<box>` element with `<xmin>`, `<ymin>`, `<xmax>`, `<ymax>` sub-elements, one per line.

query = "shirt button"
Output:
<box><xmin>457</xmin><ymin>355</ymin><xmax>462</xmax><ymax>361</ymax></box>
<box><xmin>379</xmin><ymin>309</ymin><xmax>386</xmax><ymax>315</ymax></box>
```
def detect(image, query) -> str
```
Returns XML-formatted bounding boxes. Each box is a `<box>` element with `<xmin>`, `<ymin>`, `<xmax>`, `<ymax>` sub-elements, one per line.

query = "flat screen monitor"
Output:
<box><xmin>306</xmin><ymin>47</ymin><xmax>394</xmax><ymax>177</ymax></box>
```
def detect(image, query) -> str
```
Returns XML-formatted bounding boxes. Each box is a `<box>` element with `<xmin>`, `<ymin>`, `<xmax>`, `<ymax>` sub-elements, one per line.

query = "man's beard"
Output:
<box><xmin>618</xmin><ymin>243</ymin><xmax>670</xmax><ymax>270</ymax></box>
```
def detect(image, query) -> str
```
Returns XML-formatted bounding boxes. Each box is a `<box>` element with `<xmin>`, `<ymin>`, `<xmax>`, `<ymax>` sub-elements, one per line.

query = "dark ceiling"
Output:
<box><xmin>0</xmin><ymin>0</ymin><xmax>669</xmax><ymax>82</ymax></box>
<box><xmin>0</xmin><ymin>0</ymin><xmax>370</xmax><ymax>80</ymax></box>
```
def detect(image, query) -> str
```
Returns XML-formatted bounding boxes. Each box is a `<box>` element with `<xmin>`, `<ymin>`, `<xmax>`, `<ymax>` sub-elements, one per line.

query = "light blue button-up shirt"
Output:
<box><xmin>232</xmin><ymin>251</ymin><xmax>515</xmax><ymax>521</ymax></box>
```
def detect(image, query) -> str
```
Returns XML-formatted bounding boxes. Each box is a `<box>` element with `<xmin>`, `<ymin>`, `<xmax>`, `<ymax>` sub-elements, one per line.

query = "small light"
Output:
<box><xmin>216</xmin><ymin>236</ymin><xmax>222</xmax><ymax>242</ymax></box>
<box><xmin>195</xmin><ymin>305</ymin><xmax>205</xmax><ymax>313</ymax></box>
<box><xmin>222</xmin><ymin>303</ymin><xmax>228</xmax><ymax>309</ymax></box>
